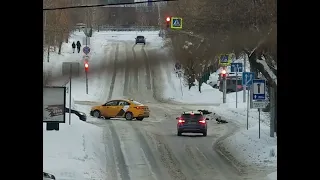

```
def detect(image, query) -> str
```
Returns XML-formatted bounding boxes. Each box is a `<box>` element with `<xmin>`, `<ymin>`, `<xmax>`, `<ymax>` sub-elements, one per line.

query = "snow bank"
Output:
<box><xmin>265</xmin><ymin>171</ymin><xmax>277</xmax><ymax>180</ymax></box>
<box><xmin>211</xmin><ymin>93</ymin><xmax>276</xmax><ymax>169</ymax></box>
<box><xmin>43</xmin><ymin>114</ymin><xmax>106</xmax><ymax>180</ymax></box>
<box><xmin>219</xmin><ymin>123</ymin><xmax>277</xmax><ymax>168</ymax></box>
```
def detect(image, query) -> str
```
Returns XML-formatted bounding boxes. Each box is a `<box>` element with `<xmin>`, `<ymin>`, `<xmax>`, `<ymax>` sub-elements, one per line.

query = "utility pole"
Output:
<box><xmin>221</xmin><ymin>68</ymin><xmax>227</xmax><ymax>103</ymax></box>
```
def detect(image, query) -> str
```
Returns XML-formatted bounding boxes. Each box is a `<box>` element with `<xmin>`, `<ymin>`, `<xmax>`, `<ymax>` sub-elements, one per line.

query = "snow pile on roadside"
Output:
<box><xmin>206</xmin><ymin>72</ymin><xmax>219</xmax><ymax>85</ymax></box>
<box><xmin>265</xmin><ymin>171</ymin><xmax>277</xmax><ymax>180</ymax></box>
<box><xmin>218</xmin><ymin>123</ymin><xmax>277</xmax><ymax>167</ymax></box>
<box><xmin>43</xmin><ymin>114</ymin><xmax>106</xmax><ymax>180</ymax></box>
<box><xmin>211</xmin><ymin>92</ymin><xmax>276</xmax><ymax>171</ymax></box>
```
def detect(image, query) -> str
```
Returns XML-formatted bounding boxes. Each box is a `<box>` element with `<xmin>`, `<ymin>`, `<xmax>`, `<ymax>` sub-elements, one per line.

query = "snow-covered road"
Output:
<box><xmin>71</xmin><ymin>39</ymin><xmax>271</xmax><ymax>180</ymax></box>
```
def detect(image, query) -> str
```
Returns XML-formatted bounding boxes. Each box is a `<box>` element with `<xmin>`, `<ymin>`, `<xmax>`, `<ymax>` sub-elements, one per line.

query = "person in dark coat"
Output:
<box><xmin>72</xmin><ymin>42</ymin><xmax>76</xmax><ymax>53</ymax></box>
<box><xmin>76</xmin><ymin>41</ymin><xmax>81</xmax><ymax>53</ymax></box>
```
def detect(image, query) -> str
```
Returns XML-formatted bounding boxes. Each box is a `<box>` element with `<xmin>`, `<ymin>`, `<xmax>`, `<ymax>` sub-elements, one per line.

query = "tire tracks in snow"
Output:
<box><xmin>106</xmin><ymin>121</ymin><xmax>131</xmax><ymax>180</ymax></box>
<box><xmin>131</xmin><ymin>122</ymin><xmax>168</xmax><ymax>180</ymax></box>
<box><xmin>107</xmin><ymin>43</ymin><xmax>119</xmax><ymax>101</ymax></box>
<box><xmin>141</xmin><ymin>45</ymin><xmax>152</xmax><ymax>90</ymax></box>
<box><xmin>111</xmin><ymin>120</ymin><xmax>170</xmax><ymax>180</ymax></box>
<box><xmin>123</xmin><ymin>42</ymin><xmax>130</xmax><ymax>96</ymax></box>
<box><xmin>131</xmin><ymin>45</ymin><xmax>139</xmax><ymax>91</ymax></box>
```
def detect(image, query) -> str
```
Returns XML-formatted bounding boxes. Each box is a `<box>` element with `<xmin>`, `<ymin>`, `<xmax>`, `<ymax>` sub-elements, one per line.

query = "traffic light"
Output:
<box><xmin>84</xmin><ymin>61</ymin><xmax>89</xmax><ymax>72</ymax></box>
<box><xmin>221</xmin><ymin>69</ymin><xmax>227</xmax><ymax>78</ymax></box>
<box><xmin>165</xmin><ymin>16</ymin><xmax>171</xmax><ymax>28</ymax></box>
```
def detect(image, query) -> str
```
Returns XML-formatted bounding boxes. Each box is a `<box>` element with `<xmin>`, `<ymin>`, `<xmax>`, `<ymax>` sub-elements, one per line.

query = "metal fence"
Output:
<box><xmin>97</xmin><ymin>25</ymin><xmax>160</xmax><ymax>31</ymax></box>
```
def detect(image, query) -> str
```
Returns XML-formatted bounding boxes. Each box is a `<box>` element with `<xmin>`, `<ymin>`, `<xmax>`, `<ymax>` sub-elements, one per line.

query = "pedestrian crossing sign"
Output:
<box><xmin>170</xmin><ymin>17</ymin><xmax>183</xmax><ymax>29</ymax></box>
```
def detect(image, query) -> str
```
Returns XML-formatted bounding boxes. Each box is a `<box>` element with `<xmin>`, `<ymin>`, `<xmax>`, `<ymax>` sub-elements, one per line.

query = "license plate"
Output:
<box><xmin>188</xmin><ymin>122</ymin><xmax>196</xmax><ymax>124</ymax></box>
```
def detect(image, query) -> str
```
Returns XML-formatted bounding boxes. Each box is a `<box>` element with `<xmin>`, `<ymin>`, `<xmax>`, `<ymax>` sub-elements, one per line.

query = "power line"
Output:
<box><xmin>43</xmin><ymin>0</ymin><xmax>178</xmax><ymax>11</ymax></box>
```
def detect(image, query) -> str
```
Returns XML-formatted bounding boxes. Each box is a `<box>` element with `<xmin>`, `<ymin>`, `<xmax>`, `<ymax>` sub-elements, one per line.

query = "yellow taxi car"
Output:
<box><xmin>90</xmin><ymin>99</ymin><xmax>150</xmax><ymax>121</ymax></box>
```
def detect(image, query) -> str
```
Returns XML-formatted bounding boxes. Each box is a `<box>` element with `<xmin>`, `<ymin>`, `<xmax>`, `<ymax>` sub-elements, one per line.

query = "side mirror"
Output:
<box><xmin>206</xmin><ymin>118</ymin><xmax>209</xmax><ymax>120</ymax></box>
<box><xmin>176</xmin><ymin>117</ymin><xmax>179</xmax><ymax>120</ymax></box>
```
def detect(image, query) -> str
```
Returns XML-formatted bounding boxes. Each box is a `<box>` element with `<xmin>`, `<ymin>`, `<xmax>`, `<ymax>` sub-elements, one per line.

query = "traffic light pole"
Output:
<box><xmin>235</xmin><ymin>67</ymin><xmax>238</xmax><ymax>108</ymax></box>
<box><xmin>246</xmin><ymin>87</ymin><xmax>250</xmax><ymax>130</ymax></box>
<box><xmin>223</xmin><ymin>76</ymin><xmax>227</xmax><ymax>103</ymax></box>
<box><xmin>85</xmin><ymin>71</ymin><xmax>88</xmax><ymax>94</ymax></box>
<box><xmin>243</xmin><ymin>55</ymin><xmax>247</xmax><ymax>103</ymax></box>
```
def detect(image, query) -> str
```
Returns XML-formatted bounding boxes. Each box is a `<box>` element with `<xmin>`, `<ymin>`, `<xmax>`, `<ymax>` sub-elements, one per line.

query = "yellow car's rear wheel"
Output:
<box><xmin>125</xmin><ymin>112</ymin><xmax>133</xmax><ymax>120</ymax></box>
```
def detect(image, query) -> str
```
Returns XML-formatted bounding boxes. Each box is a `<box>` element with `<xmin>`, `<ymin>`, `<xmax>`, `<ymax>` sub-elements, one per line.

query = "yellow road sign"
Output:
<box><xmin>171</xmin><ymin>17</ymin><xmax>183</xmax><ymax>29</ymax></box>
<box><xmin>219</xmin><ymin>53</ymin><xmax>232</xmax><ymax>66</ymax></box>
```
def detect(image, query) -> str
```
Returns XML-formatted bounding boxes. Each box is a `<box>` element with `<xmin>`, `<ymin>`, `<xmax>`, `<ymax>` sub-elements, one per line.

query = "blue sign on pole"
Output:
<box><xmin>83</xmin><ymin>46</ymin><xmax>90</xmax><ymax>55</ymax></box>
<box><xmin>148</xmin><ymin>0</ymin><xmax>152</xmax><ymax>6</ymax></box>
<box><xmin>231</xmin><ymin>63</ymin><xmax>243</xmax><ymax>73</ymax></box>
<box><xmin>252</xmin><ymin>79</ymin><xmax>266</xmax><ymax>100</ymax></box>
<box><xmin>242</xmin><ymin>72</ymin><xmax>254</xmax><ymax>86</ymax></box>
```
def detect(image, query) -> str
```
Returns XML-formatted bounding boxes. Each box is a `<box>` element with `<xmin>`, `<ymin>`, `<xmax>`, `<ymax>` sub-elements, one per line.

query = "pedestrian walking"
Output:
<box><xmin>72</xmin><ymin>42</ymin><xmax>76</xmax><ymax>53</ymax></box>
<box><xmin>76</xmin><ymin>41</ymin><xmax>81</xmax><ymax>53</ymax></box>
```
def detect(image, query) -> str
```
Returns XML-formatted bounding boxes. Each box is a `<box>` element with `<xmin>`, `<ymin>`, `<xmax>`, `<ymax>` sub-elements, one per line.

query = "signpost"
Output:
<box><xmin>231</xmin><ymin>63</ymin><xmax>243</xmax><ymax>73</ymax></box>
<box><xmin>242</xmin><ymin>72</ymin><xmax>254</xmax><ymax>87</ymax></box>
<box><xmin>170</xmin><ymin>17</ymin><xmax>183</xmax><ymax>29</ymax></box>
<box><xmin>83</xmin><ymin>46</ymin><xmax>90</xmax><ymax>55</ymax></box>
<box><xmin>251</xmin><ymin>79</ymin><xmax>267</xmax><ymax>139</ymax></box>
<box><xmin>242</xmin><ymin>72</ymin><xmax>254</xmax><ymax>130</ymax></box>
<box><xmin>231</xmin><ymin>63</ymin><xmax>243</xmax><ymax>108</ymax></box>
<box><xmin>252</xmin><ymin>101</ymin><xmax>267</xmax><ymax>108</ymax></box>
<box><xmin>252</xmin><ymin>79</ymin><xmax>266</xmax><ymax>100</ymax></box>
<box><xmin>219</xmin><ymin>54</ymin><xmax>232</xmax><ymax>66</ymax></box>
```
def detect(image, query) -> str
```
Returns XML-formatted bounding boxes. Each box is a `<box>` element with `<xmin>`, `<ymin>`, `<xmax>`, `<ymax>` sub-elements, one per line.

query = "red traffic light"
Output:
<box><xmin>166</xmin><ymin>17</ymin><xmax>171</xmax><ymax>22</ymax></box>
<box><xmin>221</xmin><ymin>69</ymin><xmax>227</xmax><ymax>78</ymax></box>
<box><xmin>84</xmin><ymin>62</ymin><xmax>89</xmax><ymax>71</ymax></box>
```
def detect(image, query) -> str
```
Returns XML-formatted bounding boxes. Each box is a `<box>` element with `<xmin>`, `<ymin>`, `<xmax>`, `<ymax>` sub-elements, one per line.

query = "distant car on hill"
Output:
<box><xmin>135</xmin><ymin>35</ymin><xmax>146</xmax><ymax>45</ymax></box>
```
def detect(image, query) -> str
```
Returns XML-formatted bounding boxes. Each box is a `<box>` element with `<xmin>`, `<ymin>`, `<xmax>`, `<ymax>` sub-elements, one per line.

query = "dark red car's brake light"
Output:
<box><xmin>199</xmin><ymin>120</ymin><xmax>206</xmax><ymax>124</ymax></box>
<box><xmin>178</xmin><ymin>119</ymin><xmax>185</xmax><ymax>123</ymax></box>
<box><xmin>177</xmin><ymin>117</ymin><xmax>185</xmax><ymax>123</ymax></box>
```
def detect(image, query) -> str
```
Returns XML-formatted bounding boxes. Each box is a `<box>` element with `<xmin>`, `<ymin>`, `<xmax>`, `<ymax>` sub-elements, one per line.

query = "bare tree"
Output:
<box><xmin>162</xmin><ymin>0</ymin><xmax>277</xmax><ymax>92</ymax></box>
